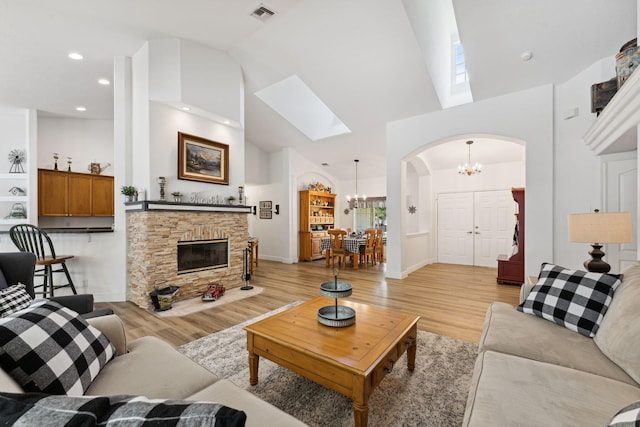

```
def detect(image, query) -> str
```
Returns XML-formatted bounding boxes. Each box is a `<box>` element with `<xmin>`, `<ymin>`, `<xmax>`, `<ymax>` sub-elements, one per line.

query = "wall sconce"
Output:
<box><xmin>275</xmin><ymin>204</ymin><xmax>280</xmax><ymax>215</ymax></box>
<box><xmin>252</xmin><ymin>206</ymin><xmax>257</xmax><ymax>215</ymax></box>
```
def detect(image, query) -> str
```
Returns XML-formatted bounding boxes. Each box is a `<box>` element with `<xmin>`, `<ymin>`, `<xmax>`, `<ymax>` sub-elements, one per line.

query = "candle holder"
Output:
<box><xmin>53</xmin><ymin>153</ymin><xmax>59</xmax><ymax>170</ymax></box>
<box><xmin>66</xmin><ymin>157</ymin><xmax>72</xmax><ymax>172</ymax></box>
<box><xmin>318</xmin><ymin>268</ymin><xmax>355</xmax><ymax>327</ymax></box>
<box><xmin>157</xmin><ymin>176</ymin><xmax>166</xmax><ymax>201</ymax></box>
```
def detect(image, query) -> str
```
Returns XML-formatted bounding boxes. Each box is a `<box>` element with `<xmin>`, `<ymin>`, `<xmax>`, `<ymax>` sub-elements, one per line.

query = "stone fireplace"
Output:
<box><xmin>126</xmin><ymin>201</ymin><xmax>250</xmax><ymax>310</ymax></box>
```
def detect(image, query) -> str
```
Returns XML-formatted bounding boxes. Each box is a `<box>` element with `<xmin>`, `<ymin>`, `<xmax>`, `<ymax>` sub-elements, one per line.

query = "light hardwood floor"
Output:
<box><xmin>95</xmin><ymin>260</ymin><xmax>520</xmax><ymax>346</ymax></box>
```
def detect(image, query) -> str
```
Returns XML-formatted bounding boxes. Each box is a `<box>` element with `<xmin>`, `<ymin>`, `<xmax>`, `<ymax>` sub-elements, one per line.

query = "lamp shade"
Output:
<box><xmin>568</xmin><ymin>211</ymin><xmax>633</xmax><ymax>243</ymax></box>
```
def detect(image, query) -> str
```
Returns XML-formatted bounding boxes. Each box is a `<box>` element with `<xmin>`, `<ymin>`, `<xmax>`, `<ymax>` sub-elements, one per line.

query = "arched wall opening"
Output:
<box><xmin>385</xmin><ymin>84</ymin><xmax>554</xmax><ymax>280</ymax></box>
<box><xmin>401</xmin><ymin>133</ymin><xmax>526</xmax><ymax>274</ymax></box>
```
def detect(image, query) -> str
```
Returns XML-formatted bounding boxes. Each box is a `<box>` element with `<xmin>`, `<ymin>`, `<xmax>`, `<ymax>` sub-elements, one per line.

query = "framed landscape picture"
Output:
<box><xmin>178</xmin><ymin>132</ymin><xmax>229</xmax><ymax>185</ymax></box>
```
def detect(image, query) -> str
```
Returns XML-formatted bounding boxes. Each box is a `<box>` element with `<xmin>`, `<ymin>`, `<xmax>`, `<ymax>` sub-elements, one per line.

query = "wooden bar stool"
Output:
<box><xmin>248</xmin><ymin>238</ymin><xmax>259</xmax><ymax>275</ymax></box>
<box><xmin>9</xmin><ymin>224</ymin><xmax>78</xmax><ymax>298</ymax></box>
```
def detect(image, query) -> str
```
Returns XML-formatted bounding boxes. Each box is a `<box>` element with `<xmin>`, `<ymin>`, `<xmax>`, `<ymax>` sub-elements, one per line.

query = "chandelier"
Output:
<box><xmin>458</xmin><ymin>140</ymin><xmax>482</xmax><ymax>176</ymax></box>
<box><xmin>346</xmin><ymin>159</ymin><xmax>366</xmax><ymax>209</ymax></box>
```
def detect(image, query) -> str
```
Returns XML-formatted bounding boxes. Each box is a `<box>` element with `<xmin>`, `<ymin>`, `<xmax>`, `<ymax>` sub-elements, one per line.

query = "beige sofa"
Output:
<box><xmin>0</xmin><ymin>313</ymin><xmax>306</xmax><ymax>427</ymax></box>
<box><xmin>463</xmin><ymin>262</ymin><xmax>640</xmax><ymax>426</ymax></box>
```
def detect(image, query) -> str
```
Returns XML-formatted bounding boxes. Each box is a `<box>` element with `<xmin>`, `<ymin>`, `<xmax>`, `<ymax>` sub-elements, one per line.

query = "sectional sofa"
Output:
<box><xmin>463</xmin><ymin>262</ymin><xmax>640</xmax><ymax>426</ymax></box>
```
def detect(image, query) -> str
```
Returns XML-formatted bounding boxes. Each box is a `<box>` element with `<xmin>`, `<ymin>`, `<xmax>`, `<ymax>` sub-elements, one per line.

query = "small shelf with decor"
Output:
<box><xmin>0</xmin><ymin>172</ymin><xmax>30</xmax><ymax>228</ymax></box>
<box><xmin>299</xmin><ymin>190</ymin><xmax>336</xmax><ymax>261</ymax></box>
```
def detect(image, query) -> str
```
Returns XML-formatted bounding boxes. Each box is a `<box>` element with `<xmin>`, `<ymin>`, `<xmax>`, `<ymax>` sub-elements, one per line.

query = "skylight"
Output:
<box><xmin>255</xmin><ymin>75</ymin><xmax>351</xmax><ymax>141</ymax></box>
<box><xmin>453</xmin><ymin>41</ymin><xmax>468</xmax><ymax>85</ymax></box>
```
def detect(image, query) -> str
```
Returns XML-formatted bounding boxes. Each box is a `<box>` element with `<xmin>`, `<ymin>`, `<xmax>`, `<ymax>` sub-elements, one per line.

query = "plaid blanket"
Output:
<box><xmin>0</xmin><ymin>392</ymin><xmax>246</xmax><ymax>426</ymax></box>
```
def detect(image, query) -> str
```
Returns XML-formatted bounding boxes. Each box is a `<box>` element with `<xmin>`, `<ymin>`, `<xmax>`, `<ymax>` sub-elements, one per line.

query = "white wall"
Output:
<box><xmin>431</xmin><ymin>161</ymin><xmax>525</xmax><ymax>194</ymax></box>
<box><xmin>553</xmin><ymin>57</ymin><xmax>618</xmax><ymax>270</ymax></box>
<box><xmin>387</xmin><ymin>85</ymin><xmax>554</xmax><ymax>279</ymax></box>
<box><xmin>245</xmin><ymin>140</ymin><xmax>270</xmax><ymax>185</ymax></box>
<box><xmin>37</xmin><ymin>118</ymin><xmax>114</xmax><ymax>175</ymax></box>
<box><xmin>147</xmin><ymin>102</ymin><xmax>244</xmax><ymax>201</ymax></box>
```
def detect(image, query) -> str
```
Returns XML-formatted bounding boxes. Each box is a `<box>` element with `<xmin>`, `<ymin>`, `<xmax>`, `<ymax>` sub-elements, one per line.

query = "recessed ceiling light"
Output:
<box><xmin>68</xmin><ymin>52</ymin><xmax>84</xmax><ymax>60</ymax></box>
<box><xmin>75</xmin><ymin>106</ymin><xmax>87</xmax><ymax>112</ymax></box>
<box><xmin>181</xmin><ymin>106</ymin><xmax>191</xmax><ymax>111</ymax></box>
<box><xmin>223</xmin><ymin>120</ymin><xmax>231</xmax><ymax>125</ymax></box>
<box><xmin>97</xmin><ymin>78</ymin><xmax>110</xmax><ymax>85</ymax></box>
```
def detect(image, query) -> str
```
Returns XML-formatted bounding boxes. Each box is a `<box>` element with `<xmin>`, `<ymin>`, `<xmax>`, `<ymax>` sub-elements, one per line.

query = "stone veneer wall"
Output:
<box><xmin>127</xmin><ymin>210</ymin><xmax>248</xmax><ymax>310</ymax></box>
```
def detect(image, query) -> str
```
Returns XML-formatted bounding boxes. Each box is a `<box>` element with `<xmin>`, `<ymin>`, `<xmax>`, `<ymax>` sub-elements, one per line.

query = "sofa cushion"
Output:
<box><xmin>479</xmin><ymin>302</ymin><xmax>636</xmax><ymax>385</ymax></box>
<box><xmin>85</xmin><ymin>336</ymin><xmax>219</xmax><ymax>399</ymax></box>
<box><xmin>0</xmin><ymin>300</ymin><xmax>114</xmax><ymax>395</ymax></box>
<box><xmin>0</xmin><ymin>392</ymin><xmax>247</xmax><ymax>427</ymax></box>
<box><xmin>188</xmin><ymin>379</ymin><xmax>308</xmax><ymax>427</ymax></box>
<box><xmin>595</xmin><ymin>261</ymin><xmax>640</xmax><ymax>384</ymax></box>
<box><xmin>463</xmin><ymin>351</ymin><xmax>640</xmax><ymax>427</ymax></box>
<box><xmin>518</xmin><ymin>263</ymin><xmax>621</xmax><ymax>337</ymax></box>
<box><xmin>0</xmin><ymin>269</ymin><xmax>7</xmax><ymax>290</ymax></box>
<box><xmin>606</xmin><ymin>400</ymin><xmax>640</xmax><ymax>426</ymax></box>
<box><xmin>0</xmin><ymin>284</ymin><xmax>32</xmax><ymax>318</ymax></box>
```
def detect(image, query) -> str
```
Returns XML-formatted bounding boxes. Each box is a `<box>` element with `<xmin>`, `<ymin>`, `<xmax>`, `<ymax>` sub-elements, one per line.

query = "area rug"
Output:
<box><xmin>155</xmin><ymin>286</ymin><xmax>263</xmax><ymax>317</ymax></box>
<box><xmin>178</xmin><ymin>302</ymin><xmax>477</xmax><ymax>427</ymax></box>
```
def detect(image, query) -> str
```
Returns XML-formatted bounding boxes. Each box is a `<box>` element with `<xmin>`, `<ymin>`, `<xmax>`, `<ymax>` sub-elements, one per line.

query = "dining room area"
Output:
<box><xmin>298</xmin><ymin>184</ymin><xmax>387</xmax><ymax>270</ymax></box>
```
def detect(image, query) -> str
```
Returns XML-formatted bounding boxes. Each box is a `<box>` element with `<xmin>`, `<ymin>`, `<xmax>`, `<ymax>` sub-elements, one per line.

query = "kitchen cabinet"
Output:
<box><xmin>38</xmin><ymin>169</ymin><xmax>113</xmax><ymax>217</ymax></box>
<box><xmin>299</xmin><ymin>190</ymin><xmax>336</xmax><ymax>261</ymax></box>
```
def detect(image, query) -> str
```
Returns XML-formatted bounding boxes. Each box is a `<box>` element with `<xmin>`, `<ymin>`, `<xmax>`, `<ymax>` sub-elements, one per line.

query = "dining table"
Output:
<box><xmin>321</xmin><ymin>235</ymin><xmax>386</xmax><ymax>268</ymax></box>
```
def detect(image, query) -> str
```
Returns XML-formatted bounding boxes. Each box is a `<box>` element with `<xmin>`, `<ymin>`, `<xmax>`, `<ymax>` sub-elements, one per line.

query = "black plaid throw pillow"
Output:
<box><xmin>606</xmin><ymin>400</ymin><xmax>640</xmax><ymax>426</ymax></box>
<box><xmin>518</xmin><ymin>263</ymin><xmax>622</xmax><ymax>337</ymax></box>
<box><xmin>0</xmin><ymin>300</ymin><xmax>115</xmax><ymax>395</ymax></box>
<box><xmin>0</xmin><ymin>284</ymin><xmax>32</xmax><ymax>318</ymax></box>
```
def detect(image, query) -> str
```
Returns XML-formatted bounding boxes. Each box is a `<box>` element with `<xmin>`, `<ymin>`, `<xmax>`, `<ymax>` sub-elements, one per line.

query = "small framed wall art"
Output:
<box><xmin>259</xmin><ymin>200</ymin><xmax>272</xmax><ymax>219</ymax></box>
<box><xmin>178</xmin><ymin>132</ymin><xmax>229</xmax><ymax>185</ymax></box>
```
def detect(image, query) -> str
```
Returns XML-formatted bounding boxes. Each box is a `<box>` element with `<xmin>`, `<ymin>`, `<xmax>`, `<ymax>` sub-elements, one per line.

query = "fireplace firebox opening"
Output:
<box><xmin>177</xmin><ymin>238</ymin><xmax>229</xmax><ymax>274</ymax></box>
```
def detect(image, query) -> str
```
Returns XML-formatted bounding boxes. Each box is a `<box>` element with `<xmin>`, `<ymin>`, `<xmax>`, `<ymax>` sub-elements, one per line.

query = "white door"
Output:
<box><xmin>474</xmin><ymin>190</ymin><xmax>515</xmax><ymax>267</ymax></box>
<box><xmin>437</xmin><ymin>192</ymin><xmax>474</xmax><ymax>265</ymax></box>
<box><xmin>605</xmin><ymin>157</ymin><xmax>637</xmax><ymax>272</ymax></box>
<box><xmin>437</xmin><ymin>190</ymin><xmax>515</xmax><ymax>267</ymax></box>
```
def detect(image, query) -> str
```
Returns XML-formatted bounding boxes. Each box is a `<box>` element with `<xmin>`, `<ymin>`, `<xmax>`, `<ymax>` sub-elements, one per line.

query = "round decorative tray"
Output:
<box><xmin>318</xmin><ymin>305</ymin><xmax>356</xmax><ymax>328</ymax></box>
<box><xmin>320</xmin><ymin>280</ymin><xmax>353</xmax><ymax>299</ymax></box>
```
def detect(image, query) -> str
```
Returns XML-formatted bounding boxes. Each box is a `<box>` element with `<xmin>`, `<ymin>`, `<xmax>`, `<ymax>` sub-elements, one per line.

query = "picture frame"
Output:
<box><xmin>259</xmin><ymin>200</ymin><xmax>272</xmax><ymax>219</ymax></box>
<box><xmin>259</xmin><ymin>210</ymin><xmax>272</xmax><ymax>219</ymax></box>
<box><xmin>178</xmin><ymin>132</ymin><xmax>229</xmax><ymax>185</ymax></box>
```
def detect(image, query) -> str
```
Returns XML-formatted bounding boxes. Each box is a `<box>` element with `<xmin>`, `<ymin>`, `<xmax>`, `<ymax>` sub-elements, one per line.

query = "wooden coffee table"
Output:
<box><xmin>244</xmin><ymin>297</ymin><xmax>420</xmax><ymax>427</ymax></box>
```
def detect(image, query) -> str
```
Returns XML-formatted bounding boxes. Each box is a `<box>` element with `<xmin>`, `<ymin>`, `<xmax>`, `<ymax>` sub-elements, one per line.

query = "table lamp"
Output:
<box><xmin>568</xmin><ymin>210</ymin><xmax>633</xmax><ymax>273</ymax></box>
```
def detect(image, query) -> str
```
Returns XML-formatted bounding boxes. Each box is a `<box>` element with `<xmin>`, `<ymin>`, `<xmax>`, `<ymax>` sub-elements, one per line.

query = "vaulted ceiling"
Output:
<box><xmin>0</xmin><ymin>0</ymin><xmax>635</xmax><ymax>180</ymax></box>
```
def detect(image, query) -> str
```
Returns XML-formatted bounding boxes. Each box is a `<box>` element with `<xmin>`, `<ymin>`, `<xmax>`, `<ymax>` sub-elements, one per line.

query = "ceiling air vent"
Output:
<box><xmin>250</xmin><ymin>4</ymin><xmax>276</xmax><ymax>21</ymax></box>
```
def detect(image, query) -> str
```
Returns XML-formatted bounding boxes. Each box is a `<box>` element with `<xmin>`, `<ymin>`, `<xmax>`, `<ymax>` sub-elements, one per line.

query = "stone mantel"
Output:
<box><xmin>125</xmin><ymin>200</ymin><xmax>252</xmax><ymax>214</ymax></box>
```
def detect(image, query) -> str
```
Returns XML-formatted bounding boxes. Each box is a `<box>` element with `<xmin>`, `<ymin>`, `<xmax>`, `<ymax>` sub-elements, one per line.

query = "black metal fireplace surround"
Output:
<box><xmin>177</xmin><ymin>238</ymin><xmax>228</xmax><ymax>274</ymax></box>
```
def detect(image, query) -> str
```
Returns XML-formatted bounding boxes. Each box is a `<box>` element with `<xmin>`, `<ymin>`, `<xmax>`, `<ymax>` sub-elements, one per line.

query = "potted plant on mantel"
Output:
<box><xmin>227</xmin><ymin>195</ymin><xmax>236</xmax><ymax>205</ymax></box>
<box><xmin>171</xmin><ymin>191</ymin><xmax>182</xmax><ymax>202</ymax></box>
<box><xmin>121</xmin><ymin>185</ymin><xmax>137</xmax><ymax>202</ymax></box>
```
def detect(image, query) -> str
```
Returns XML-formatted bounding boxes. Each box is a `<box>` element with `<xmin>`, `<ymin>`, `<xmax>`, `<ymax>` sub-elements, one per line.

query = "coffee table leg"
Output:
<box><xmin>248</xmin><ymin>352</ymin><xmax>260</xmax><ymax>386</ymax></box>
<box><xmin>353</xmin><ymin>401</ymin><xmax>368</xmax><ymax>427</ymax></box>
<box><xmin>407</xmin><ymin>324</ymin><xmax>417</xmax><ymax>372</ymax></box>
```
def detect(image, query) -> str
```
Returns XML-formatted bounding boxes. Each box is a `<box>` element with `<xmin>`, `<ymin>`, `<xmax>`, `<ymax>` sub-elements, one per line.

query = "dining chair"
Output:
<box><xmin>360</xmin><ymin>229</ymin><xmax>376</xmax><ymax>267</ymax></box>
<box><xmin>327</xmin><ymin>229</ymin><xmax>358</xmax><ymax>269</ymax></box>
<box><xmin>9</xmin><ymin>224</ymin><xmax>78</xmax><ymax>297</ymax></box>
<box><xmin>373</xmin><ymin>228</ymin><xmax>384</xmax><ymax>264</ymax></box>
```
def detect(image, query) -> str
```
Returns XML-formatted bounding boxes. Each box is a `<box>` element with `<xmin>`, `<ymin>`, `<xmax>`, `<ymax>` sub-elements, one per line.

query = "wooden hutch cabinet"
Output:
<box><xmin>38</xmin><ymin>169</ymin><xmax>114</xmax><ymax>217</ymax></box>
<box><xmin>497</xmin><ymin>187</ymin><xmax>525</xmax><ymax>285</ymax></box>
<box><xmin>299</xmin><ymin>190</ymin><xmax>336</xmax><ymax>261</ymax></box>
